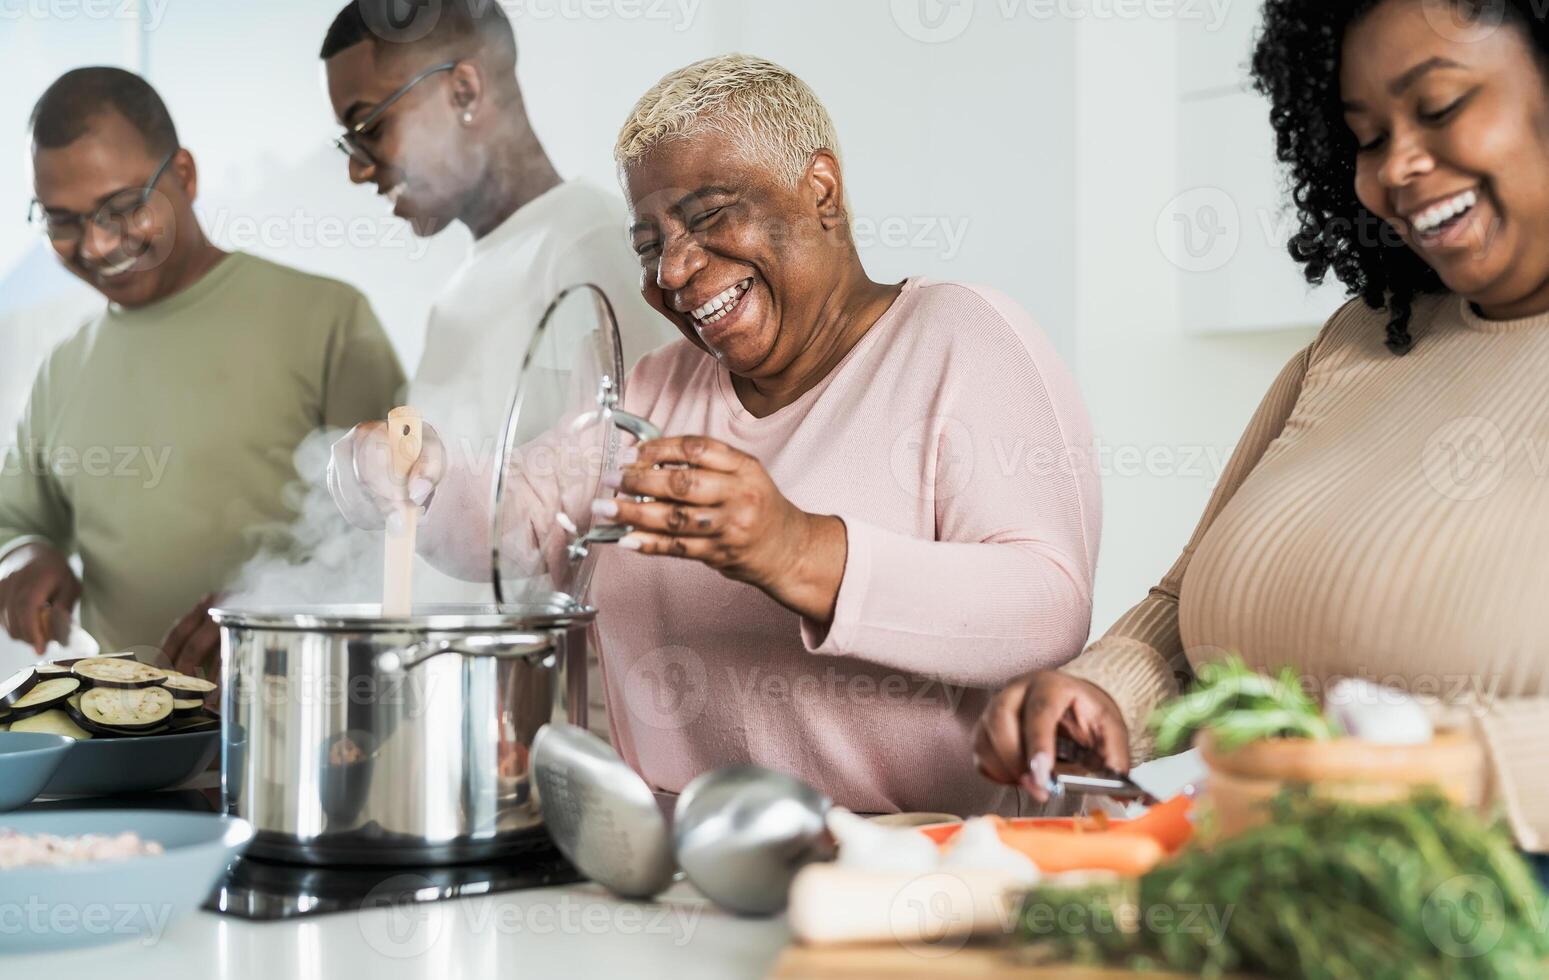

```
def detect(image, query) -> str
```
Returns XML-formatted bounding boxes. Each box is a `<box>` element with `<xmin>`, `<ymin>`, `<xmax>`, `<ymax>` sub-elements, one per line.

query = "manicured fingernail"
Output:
<box><xmin>618</xmin><ymin>534</ymin><xmax>644</xmax><ymax>551</ymax></box>
<box><xmin>602</xmin><ymin>469</ymin><xmax>623</xmax><ymax>489</ymax></box>
<box><xmin>591</xmin><ymin>499</ymin><xmax>619</xmax><ymax>520</ymax></box>
<box><xmin>409</xmin><ymin>478</ymin><xmax>433</xmax><ymax>505</ymax></box>
<box><xmin>386</xmin><ymin>510</ymin><xmax>404</xmax><ymax>535</ymax></box>
<box><xmin>1030</xmin><ymin>751</ymin><xmax>1053</xmax><ymax>789</ymax></box>
<box><xmin>617</xmin><ymin>446</ymin><xmax>639</xmax><ymax>466</ymax></box>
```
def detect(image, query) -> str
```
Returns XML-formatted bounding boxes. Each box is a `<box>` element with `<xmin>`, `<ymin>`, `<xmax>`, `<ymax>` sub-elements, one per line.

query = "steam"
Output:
<box><xmin>221</xmin><ymin>428</ymin><xmax>385</xmax><ymax>611</ymax></box>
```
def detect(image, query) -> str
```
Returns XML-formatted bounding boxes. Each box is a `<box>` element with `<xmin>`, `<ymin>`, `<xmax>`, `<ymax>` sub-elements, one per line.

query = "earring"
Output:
<box><xmin>462</xmin><ymin>111</ymin><xmax>474</xmax><ymax>124</ymax></box>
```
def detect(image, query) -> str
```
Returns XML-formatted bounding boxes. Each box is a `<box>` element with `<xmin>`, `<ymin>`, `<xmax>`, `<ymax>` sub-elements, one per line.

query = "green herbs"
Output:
<box><xmin>1148</xmin><ymin>655</ymin><xmax>1338</xmax><ymax>756</ymax></box>
<box><xmin>1017</xmin><ymin>792</ymin><xmax>1549</xmax><ymax>979</ymax></box>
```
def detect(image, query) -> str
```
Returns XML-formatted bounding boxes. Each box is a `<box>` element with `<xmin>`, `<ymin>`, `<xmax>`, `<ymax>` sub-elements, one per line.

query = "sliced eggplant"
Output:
<box><xmin>71</xmin><ymin>657</ymin><xmax>167</xmax><ymax>690</ymax></box>
<box><xmin>9</xmin><ymin>708</ymin><xmax>91</xmax><ymax>740</ymax></box>
<box><xmin>33</xmin><ymin>664</ymin><xmax>70</xmax><ymax>677</ymax></box>
<box><xmin>91</xmin><ymin>723</ymin><xmax>171</xmax><ymax>738</ymax></box>
<box><xmin>0</xmin><ymin>667</ymin><xmax>39</xmax><ymax>705</ymax></box>
<box><xmin>161</xmin><ymin>674</ymin><xmax>217</xmax><ymax>696</ymax></box>
<box><xmin>7</xmin><ymin>677</ymin><xmax>81</xmax><ymax>716</ymax></box>
<box><xmin>79</xmin><ymin>685</ymin><xmax>173</xmax><ymax>732</ymax></box>
<box><xmin>172</xmin><ymin>698</ymin><xmax>206</xmax><ymax>718</ymax></box>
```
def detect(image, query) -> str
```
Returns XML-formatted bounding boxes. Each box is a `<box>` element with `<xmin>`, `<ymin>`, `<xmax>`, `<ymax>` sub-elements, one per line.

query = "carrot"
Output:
<box><xmin>1117</xmin><ymin>794</ymin><xmax>1194</xmax><ymax>853</ymax></box>
<box><xmin>994</xmin><ymin>822</ymin><xmax>1167</xmax><ymax>876</ymax></box>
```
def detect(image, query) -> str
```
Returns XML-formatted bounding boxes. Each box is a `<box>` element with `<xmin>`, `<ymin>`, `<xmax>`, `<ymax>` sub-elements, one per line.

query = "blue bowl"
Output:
<box><xmin>0</xmin><ymin>733</ymin><xmax>72</xmax><ymax>812</ymax></box>
<box><xmin>0</xmin><ymin>810</ymin><xmax>252</xmax><ymax>954</ymax></box>
<box><xmin>39</xmin><ymin>730</ymin><xmax>219</xmax><ymax>798</ymax></box>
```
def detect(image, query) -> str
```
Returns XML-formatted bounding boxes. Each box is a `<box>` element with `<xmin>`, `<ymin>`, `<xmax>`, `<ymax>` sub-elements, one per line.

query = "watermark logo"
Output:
<box><xmin>891</xmin><ymin>416</ymin><xmax>976</xmax><ymax>502</ymax></box>
<box><xmin>361</xmin><ymin>0</ymin><xmax>445</xmax><ymax>42</ymax></box>
<box><xmin>1156</xmin><ymin>186</ymin><xmax>1240</xmax><ymax>273</ymax></box>
<box><xmin>620</xmin><ymin>644</ymin><xmax>707</xmax><ymax>730</ymax></box>
<box><xmin>1420</xmin><ymin>0</ymin><xmax>1508</xmax><ymax>45</ymax></box>
<box><xmin>358</xmin><ymin>875</ymin><xmax>446</xmax><ymax>958</ymax></box>
<box><xmin>887</xmin><ymin>872</ymin><xmax>977</xmax><ymax>956</ymax></box>
<box><xmin>1422</xmin><ymin>874</ymin><xmax>1508</xmax><ymax>958</ymax></box>
<box><xmin>890</xmin><ymin>0</ymin><xmax>976</xmax><ymax>43</ymax></box>
<box><xmin>1422</xmin><ymin>415</ymin><xmax>1505</xmax><ymax>502</ymax></box>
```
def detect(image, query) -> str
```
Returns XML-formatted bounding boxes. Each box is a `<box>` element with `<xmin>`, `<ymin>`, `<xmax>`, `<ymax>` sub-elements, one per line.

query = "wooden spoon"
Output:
<box><xmin>382</xmin><ymin>406</ymin><xmax>423</xmax><ymax>617</ymax></box>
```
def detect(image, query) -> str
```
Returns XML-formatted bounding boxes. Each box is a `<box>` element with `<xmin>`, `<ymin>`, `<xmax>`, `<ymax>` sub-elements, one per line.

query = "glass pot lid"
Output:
<box><xmin>489</xmin><ymin>284</ymin><xmax>660</xmax><ymax>610</ymax></box>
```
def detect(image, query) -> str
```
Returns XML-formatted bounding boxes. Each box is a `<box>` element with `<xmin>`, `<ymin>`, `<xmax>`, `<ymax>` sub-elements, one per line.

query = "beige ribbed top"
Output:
<box><xmin>1063</xmin><ymin>293</ymin><xmax>1549</xmax><ymax>851</ymax></box>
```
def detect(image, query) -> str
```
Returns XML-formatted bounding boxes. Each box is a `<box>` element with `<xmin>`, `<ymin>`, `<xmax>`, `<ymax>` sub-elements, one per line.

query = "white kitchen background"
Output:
<box><xmin>0</xmin><ymin>0</ymin><xmax>1341</xmax><ymax>673</ymax></box>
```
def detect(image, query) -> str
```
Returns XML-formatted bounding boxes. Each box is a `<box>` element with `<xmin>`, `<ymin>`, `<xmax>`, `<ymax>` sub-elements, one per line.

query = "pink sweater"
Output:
<box><xmin>592</xmin><ymin>279</ymin><xmax>1101</xmax><ymax>815</ymax></box>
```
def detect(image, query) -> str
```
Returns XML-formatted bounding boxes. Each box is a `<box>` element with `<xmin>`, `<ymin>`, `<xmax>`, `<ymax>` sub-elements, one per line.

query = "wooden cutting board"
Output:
<box><xmin>771</xmin><ymin>942</ymin><xmax>1221</xmax><ymax>978</ymax></box>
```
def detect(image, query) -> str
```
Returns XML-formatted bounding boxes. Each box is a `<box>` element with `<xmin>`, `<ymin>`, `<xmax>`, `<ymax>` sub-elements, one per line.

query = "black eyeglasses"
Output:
<box><xmin>28</xmin><ymin>149</ymin><xmax>178</xmax><ymax>243</ymax></box>
<box><xmin>333</xmin><ymin>62</ymin><xmax>457</xmax><ymax>167</ymax></box>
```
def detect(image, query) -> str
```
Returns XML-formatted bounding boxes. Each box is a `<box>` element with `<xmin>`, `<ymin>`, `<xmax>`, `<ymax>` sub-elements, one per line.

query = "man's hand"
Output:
<box><xmin>0</xmin><ymin>543</ymin><xmax>80</xmax><ymax>656</ymax></box>
<box><xmin>162</xmin><ymin>593</ymin><xmax>221</xmax><ymax>679</ymax></box>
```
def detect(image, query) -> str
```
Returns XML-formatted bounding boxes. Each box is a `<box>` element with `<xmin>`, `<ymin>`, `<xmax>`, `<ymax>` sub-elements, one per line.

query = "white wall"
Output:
<box><xmin>1073</xmin><ymin>11</ymin><xmax>1320</xmax><ymax>636</ymax></box>
<box><xmin>0</xmin><ymin>0</ymin><xmax>1336</xmax><ymax>671</ymax></box>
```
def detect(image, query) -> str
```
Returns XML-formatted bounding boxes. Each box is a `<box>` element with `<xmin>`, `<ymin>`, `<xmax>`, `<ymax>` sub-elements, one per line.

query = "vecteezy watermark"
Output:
<box><xmin>852</xmin><ymin>215</ymin><xmax>971</xmax><ymax>262</ymax></box>
<box><xmin>500</xmin><ymin>0</ymin><xmax>703</xmax><ymax>31</ymax></box>
<box><xmin>1420</xmin><ymin>0</ymin><xmax>1510</xmax><ymax>45</ymax></box>
<box><xmin>890</xmin><ymin>416</ymin><xmax>978</xmax><ymax>502</ymax></box>
<box><xmin>357</xmin><ymin>878</ymin><xmax>703</xmax><ymax>959</ymax></box>
<box><xmin>1156</xmin><ymin>186</ymin><xmax>1241</xmax><ymax>274</ymax></box>
<box><xmin>1422</xmin><ymin>415</ymin><xmax>1507</xmax><ymax>503</ymax></box>
<box><xmin>201</xmin><ymin>208</ymin><xmax>436</xmax><ymax>262</ymax></box>
<box><xmin>0</xmin><ymin>898</ymin><xmax>175</xmax><ymax>948</ymax></box>
<box><xmin>620</xmin><ymin>644</ymin><xmax>711</xmax><ymax>731</ymax></box>
<box><xmin>890</xmin><ymin>0</ymin><xmax>1233</xmax><ymax>44</ymax></box>
<box><xmin>1158</xmin><ymin>186</ymin><xmax>1502</xmax><ymax>275</ymax></box>
<box><xmin>3</xmin><ymin>444</ymin><xmax>174</xmax><ymax>490</ymax></box>
<box><xmin>1019</xmin><ymin>891</ymin><xmax>1235</xmax><ymax>946</ymax></box>
<box><xmin>1422</xmin><ymin>874</ymin><xmax>1510</xmax><ymax>959</ymax></box>
<box><xmin>0</xmin><ymin>0</ymin><xmax>170</xmax><ymax>29</ymax></box>
<box><xmin>358</xmin><ymin>0</ymin><xmax>701</xmax><ymax>40</ymax></box>
<box><xmin>618</xmin><ymin>645</ymin><xmax>974</xmax><ymax>731</ymax></box>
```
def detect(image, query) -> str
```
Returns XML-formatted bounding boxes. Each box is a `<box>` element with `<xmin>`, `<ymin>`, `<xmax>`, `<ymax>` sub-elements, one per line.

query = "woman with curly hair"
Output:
<box><xmin>975</xmin><ymin>0</ymin><xmax>1549</xmax><ymax>865</ymax></box>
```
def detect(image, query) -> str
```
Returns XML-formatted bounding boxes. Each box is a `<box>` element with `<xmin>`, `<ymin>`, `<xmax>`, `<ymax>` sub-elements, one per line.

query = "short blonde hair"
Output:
<box><xmin>615</xmin><ymin>54</ymin><xmax>842</xmax><ymax>188</ymax></box>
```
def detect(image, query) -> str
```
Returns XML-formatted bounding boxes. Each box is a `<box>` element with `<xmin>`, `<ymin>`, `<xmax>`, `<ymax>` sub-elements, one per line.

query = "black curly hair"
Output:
<box><xmin>1251</xmin><ymin>0</ymin><xmax>1549</xmax><ymax>353</ymax></box>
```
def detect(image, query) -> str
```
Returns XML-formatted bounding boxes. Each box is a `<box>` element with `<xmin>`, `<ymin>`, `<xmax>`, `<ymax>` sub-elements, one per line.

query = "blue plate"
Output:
<box><xmin>0</xmin><ymin>809</ymin><xmax>252</xmax><ymax>954</ymax></box>
<box><xmin>0</xmin><ymin>734</ymin><xmax>72</xmax><ymax>812</ymax></box>
<box><xmin>39</xmin><ymin>730</ymin><xmax>220</xmax><ymax>797</ymax></box>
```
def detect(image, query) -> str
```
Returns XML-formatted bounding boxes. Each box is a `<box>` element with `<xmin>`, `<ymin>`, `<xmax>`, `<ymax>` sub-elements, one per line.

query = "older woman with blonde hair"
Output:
<box><xmin>330</xmin><ymin>54</ymin><xmax>1100</xmax><ymax>815</ymax></box>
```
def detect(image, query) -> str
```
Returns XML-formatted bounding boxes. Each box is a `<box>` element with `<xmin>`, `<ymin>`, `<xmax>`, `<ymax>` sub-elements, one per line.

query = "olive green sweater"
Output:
<box><xmin>0</xmin><ymin>252</ymin><xmax>405</xmax><ymax>652</ymax></box>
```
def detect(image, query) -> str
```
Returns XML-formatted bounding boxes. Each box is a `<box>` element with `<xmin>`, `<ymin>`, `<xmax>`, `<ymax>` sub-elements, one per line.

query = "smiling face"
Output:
<box><xmin>1342</xmin><ymin>0</ymin><xmax>1549</xmax><ymax>315</ymax></box>
<box><xmin>31</xmin><ymin>111</ymin><xmax>190</xmax><ymax>308</ymax></box>
<box><xmin>325</xmin><ymin>43</ymin><xmax>478</xmax><ymax>237</ymax></box>
<box><xmin>623</xmin><ymin>132</ymin><xmax>849</xmax><ymax>377</ymax></box>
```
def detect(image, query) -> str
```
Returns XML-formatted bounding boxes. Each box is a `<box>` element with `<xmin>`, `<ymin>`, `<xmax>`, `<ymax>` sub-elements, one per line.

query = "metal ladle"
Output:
<box><xmin>531</xmin><ymin>723</ymin><xmax>676</xmax><ymax>899</ymax></box>
<box><xmin>672</xmin><ymin>765</ymin><xmax>835</xmax><ymax>916</ymax></box>
<box><xmin>532</xmin><ymin>724</ymin><xmax>834</xmax><ymax>915</ymax></box>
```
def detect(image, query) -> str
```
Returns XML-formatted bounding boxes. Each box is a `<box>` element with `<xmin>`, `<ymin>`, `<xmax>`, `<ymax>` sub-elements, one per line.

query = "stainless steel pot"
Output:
<box><xmin>213</xmin><ymin>284</ymin><xmax>658</xmax><ymax>866</ymax></box>
<box><xmin>212</xmin><ymin>601</ymin><xmax>589</xmax><ymax>865</ymax></box>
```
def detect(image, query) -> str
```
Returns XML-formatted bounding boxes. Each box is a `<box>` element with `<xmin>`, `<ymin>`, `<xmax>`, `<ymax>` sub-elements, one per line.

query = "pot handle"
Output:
<box><xmin>378</xmin><ymin>632</ymin><xmax>555</xmax><ymax>673</ymax></box>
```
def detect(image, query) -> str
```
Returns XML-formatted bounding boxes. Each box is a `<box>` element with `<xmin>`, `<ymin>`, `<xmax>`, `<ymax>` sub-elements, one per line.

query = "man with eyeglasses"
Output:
<box><xmin>321</xmin><ymin>2</ymin><xmax>674</xmax><ymax>738</ymax></box>
<box><xmin>0</xmin><ymin>67</ymin><xmax>406</xmax><ymax>672</ymax></box>
<box><xmin>321</xmin><ymin>0</ymin><xmax>675</xmax><ymax>461</ymax></box>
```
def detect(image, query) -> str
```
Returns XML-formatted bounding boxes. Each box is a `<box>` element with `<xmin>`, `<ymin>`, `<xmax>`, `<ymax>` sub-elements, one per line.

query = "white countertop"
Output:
<box><xmin>4</xmin><ymin>881</ymin><xmax>791</xmax><ymax>979</ymax></box>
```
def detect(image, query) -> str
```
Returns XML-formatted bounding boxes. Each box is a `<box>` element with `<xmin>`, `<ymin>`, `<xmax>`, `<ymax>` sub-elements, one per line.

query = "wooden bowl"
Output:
<box><xmin>1197</xmin><ymin>728</ymin><xmax>1486</xmax><ymax>838</ymax></box>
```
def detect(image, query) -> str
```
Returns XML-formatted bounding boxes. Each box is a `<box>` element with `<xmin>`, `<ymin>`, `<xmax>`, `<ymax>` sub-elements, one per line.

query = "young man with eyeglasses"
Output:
<box><xmin>0</xmin><ymin>67</ymin><xmax>406</xmax><ymax>673</ymax></box>
<box><xmin>321</xmin><ymin>0</ymin><xmax>675</xmax><ymax>458</ymax></box>
<box><xmin>321</xmin><ymin>2</ymin><xmax>675</xmax><ymax>739</ymax></box>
